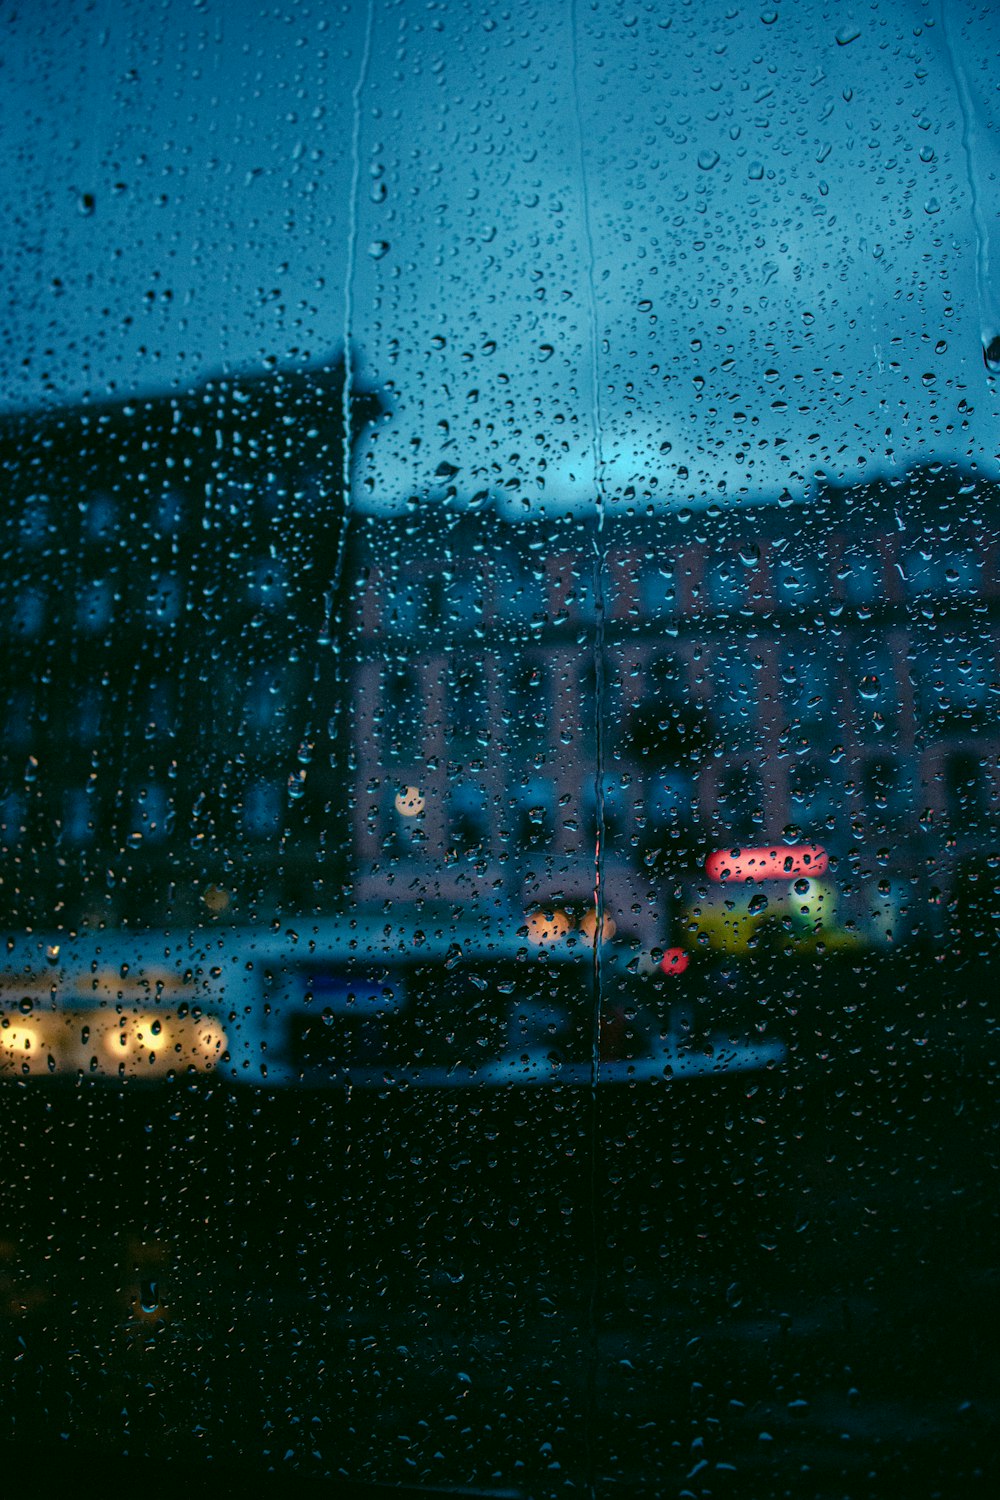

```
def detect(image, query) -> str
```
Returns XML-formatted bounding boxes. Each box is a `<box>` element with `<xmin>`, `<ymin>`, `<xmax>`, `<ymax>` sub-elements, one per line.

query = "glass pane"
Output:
<box><xmin>2</xmin><ymin>1</ymin><xmax>999</xmax><ymax>1494</ymax></box>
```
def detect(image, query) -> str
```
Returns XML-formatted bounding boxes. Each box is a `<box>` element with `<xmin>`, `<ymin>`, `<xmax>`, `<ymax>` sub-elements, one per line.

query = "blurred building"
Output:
<box><xmin>2</xmin><ymin>367</ymin><xmax>997</xmax><ymax>951</ymax></box>
<box><xmin>0</xmin><ymin>358</ymin><xmax>380</xmax><ymax>928</ymax></box>
<box><xmin>348</xmin><ymin>468</ymin><xmax>1000</xmax><ymax>951</ymax></box>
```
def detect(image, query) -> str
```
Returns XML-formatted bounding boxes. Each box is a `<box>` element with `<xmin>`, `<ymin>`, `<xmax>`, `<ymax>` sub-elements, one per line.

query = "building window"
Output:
<box><xmin>64</xmin><ymin>787</ymin><xmax>94</xmax><ymax>844</ymax></box>
<box><xmin>4</xmin><ymin>689</ymin><xmax>34</xmax><ymax>748</ymax></box>
<box><xmin>383</xmin><ymin>579</ymin><xmax>429</xmax><ymax>634</ymax></box>
<box><xmin>705</xmin><ymin>558</ymin><xmax>746</xmax><ymax>612</ymax></box>
<box><xmin>639</xmin><ymin>565</ymin><xmax>677</xmax><ymax>618</ymax></box>
<box><xmin>0</xmin><ymin>793</ymin><xmax>25</xmax><ymax>847</ymax></box>
<box><xmin>864</xmin><ymin>755</ymin><xmax>907</xmax><ymax>820</ymax></box>
<box><xmin>448</xmin><ymin>782</ymin><xmax>489</xmax><ymax>856</ymax></box>
<box><xmin>245</xmin><ymin>666</ymin><xmax>284</xmax><ymax>733</ymax></box>
<box><xmin>77</xmin><ymin>579</ymin><xmax>112</xmax><ymax>634</ymax></box>
<box><xmin>947</xmin><ymin>753</ymin><xmax>987</xmax><ymax>827</ymax></box>
<box><xmin>244</xmin><ymin>780</ymin><xmax>283</xmax><ymax>838</ymax></box>
<box><xmin>854</xmin><ymin>645</ymin><xmax>897</xmax><ymax>738</ymax></box>
<box><xmin>13</xmin><ymin>587</ymin><xmax>45</xmax><ymax>638</ymax></box>
<box><xmin>381</xmin><ymin>664</ymin><xmax>423</xmax><ymax>762</ymax></box>
<box><xmin>20</xmin><ymin>496</ymin><xmax>49</xmax><ymax>547</ymax></box>
<box><xmin>789</xmin><ymin>758</ymin><xmax>834</xmax><ymax>825</ymax></box>
<box><xmin>248</xmin><ymin>556</ymin><xmax>287</xmax><ymax>611</ymax></box>
<box><xmin>514</xmin><ymin>776</ymin><xmax>555</xmax><ymax>852</ymax></box>
<box><xmin>450</xmin><ymin>657</ymin><xmax>487</xmax><ymax>744</ymax></box>
<box><xmin>712</xmin><ymin>646</ymin><xmax>756</xmax><ymax>732</ymax></box>
<box><xmin>838</xmin><ymin>549</ymin><xmax>880</xmax><ymax>605</ymax></box>
<box><xmin>442</xmin><ymin>574</ymin><xmax>484</xmax><ymax>630</ymax></box>
<box><xmin>147</xmin><ymin>575</ymin><xmax>182</xmax><ymax>626</ymax></box>
<box><xmin>85</xmin><ymin>492</ymin><xmax>117</xmax><ymax>541</ymax></box>
<box><xmin>716</xmin><ymin>762</ymin><xmax>763</xmax><ymax>842</ymax></box>
<box><xmin>154</xmin><ymin>489</ymin><xmax>184</xmax><ymax>535</ymax></box>
<box><xmin>495</xmin><ymin>564</ymin><xmax>545</xmax><ymax>622</ymax></box>
<box><xmin>781</xmin><ymin>649</ymin><xmax>831</xmax><ymax>725</ymax></box>
<box><xmin>774</xmin><ymin>554</ymin><xmax>822</xmax><ymax>607</ymax></box>
<box><xmin>131</xmin><ymin>784</ymin><xmax>170</xmax><ymax>843</ymax></box>
<box><xmin>919</xmin><ymin>640</ymin><xmax>991</xmax><ymax>728</ymax></box>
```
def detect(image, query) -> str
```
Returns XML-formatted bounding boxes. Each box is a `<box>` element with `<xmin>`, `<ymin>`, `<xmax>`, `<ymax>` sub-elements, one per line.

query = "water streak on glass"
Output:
<box><xmin>571</xmin><ymin>2</ymin><xmax>609</xmax><ymax>1492</ymax></box>
<box><xmin>938</xmin><ymin>0</ymin><xmax>999</xmax><ymax>364</ymax></box>
<box><xmin>324</xmin><ymin>0</ymin><xmax>376</xmax><ymax>647</ymax></box>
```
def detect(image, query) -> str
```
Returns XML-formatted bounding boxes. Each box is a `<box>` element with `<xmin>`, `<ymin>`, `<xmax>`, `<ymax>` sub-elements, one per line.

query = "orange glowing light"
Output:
<box><xmin>525</xmin><ymin>908</ymin><xmax>572</xmax><ymax>946</ymax></box>
<box><xmin>578</xmin><ymin>907</ymin><xmax>617</xmax><ymax>944</ymax></box>
<box><xmin>705</xmin><ymin>844</ymin><xmax>828</xmax><ymax>882</ymax></box>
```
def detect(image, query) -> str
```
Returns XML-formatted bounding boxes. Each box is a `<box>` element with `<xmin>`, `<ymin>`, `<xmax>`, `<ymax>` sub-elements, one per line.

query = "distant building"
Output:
<box><xmin>0</xmin><ymin>358</ymin><xmax>380</xmax><ymax>928</ymax></box>
<box><xmin>347</xmin><ymin>468</ymin><xmax>1000</xmax><ymax>951</ymax></box>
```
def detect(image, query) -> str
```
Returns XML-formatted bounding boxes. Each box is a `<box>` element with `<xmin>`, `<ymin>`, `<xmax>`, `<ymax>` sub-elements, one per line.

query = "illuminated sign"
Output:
<box><xmin>659</xmin><ymin>947</ymin><xmax>689</xmax><ymax>975</ymax></box>
<box><xmin>705</xmin><ymin>844</ymin><xmax>828</xmax><ymax>882</ymax></box>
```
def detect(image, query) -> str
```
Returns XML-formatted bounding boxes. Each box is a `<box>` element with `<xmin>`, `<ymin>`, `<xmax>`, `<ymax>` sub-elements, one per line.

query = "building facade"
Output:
<box><xmin>0</xmin><ymin>358</ymin><xmax>380</xmax><ymax>929</ymax></box>
<box><xmin>347</xmin><ymin>469</ymin><xmax>1000</xmax><ymax>952</ymax></box>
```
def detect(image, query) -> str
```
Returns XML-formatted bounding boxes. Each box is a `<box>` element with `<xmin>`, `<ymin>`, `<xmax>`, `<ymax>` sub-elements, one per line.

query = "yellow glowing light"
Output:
<box><xmin>193</xmin><ymin>1023</ymin><xmax>227</xmax><ymax>1063</ymax></box>
<box><xmin>104</xmin><ymin>1024</ymin><xmax>135</xmax><ymax>1056</ymax></box>
<box><xmin>788</xmin><ymin>878</ymin><xmax>837</xmax><ymax>926</ymax></box>
<box><xmin>3</xmin><ymin>1026</ymin><xmax>40</xmax><ymax>1053</ymax></box>
<box><xmin>394</xmin><ymin>786</ymin><xmax>426</xmax><ymax>817</ymax></box>
<box><xmin>203</xmin><ymin>885</ymin><xmax>230</xmax><ymax>913</ymax></box>
<box><xmin>525</xmin><ymin>908</ymin><xmax>572</xmax><ymax>946</ymax></box>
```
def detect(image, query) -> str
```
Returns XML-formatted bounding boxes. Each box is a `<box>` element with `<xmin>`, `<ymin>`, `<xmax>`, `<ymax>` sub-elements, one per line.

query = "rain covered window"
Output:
<box><xmin>2</xmin><ymin>1</ymin><xmax>1000</xmax><ymax>1495</ymax></box>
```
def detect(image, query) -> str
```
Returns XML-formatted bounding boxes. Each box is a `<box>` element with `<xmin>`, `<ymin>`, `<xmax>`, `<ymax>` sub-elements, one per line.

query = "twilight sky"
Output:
<box><xmin>3</xmin><ymin>0</ymin><xmax>999</xmax><ymax>513</ymax></box>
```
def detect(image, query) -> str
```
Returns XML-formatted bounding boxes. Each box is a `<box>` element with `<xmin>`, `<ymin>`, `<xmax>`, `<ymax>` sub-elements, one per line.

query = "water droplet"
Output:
<box><xmin>924</xmin><ymin>197</ymin><xmax>941</xmax><ymax>215</ymax></box>
<box><xmin>697</xmin><ymin>150</ymin><xmax>720</xmax><ymax>171</ymax></box>
<box><xmin>78</xmin><ymin>191</ymin><xmax>96</xmax><ymax>216</ymax></box>
<box><xmin>836</xmin><ymin>25</ymin><xmax>860</xmax><ymax>45</ymax></box>
<box><xmin>983</xmin><ymin>335</ymin><xmax>1000</xmax><ymax>372</ymax></box>
<box><xmin>859</xmin><ymin>674</ymin><xmax>880</xmax><ymax>699</ymax></box>
<box><xmin>367</xmin><ymin>240</ymin><xmax>390</xmax><ymax>260</ymax></box>
<box><xmin>748</xmin><ymin>161</ymin><xmax>764</xmax><ymax>181</ymax></box>
<box><xmin>738</xmin><ymin>542</ymin><xmax>761</xmax><ymax>567</ymax></box>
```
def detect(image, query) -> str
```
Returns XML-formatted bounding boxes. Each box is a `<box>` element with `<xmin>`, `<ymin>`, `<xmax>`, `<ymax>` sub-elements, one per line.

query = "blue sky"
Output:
<box><xmin>3</xmin><ymin>0</ymin><xmax>999</xmax><ymax>512</ymax></box>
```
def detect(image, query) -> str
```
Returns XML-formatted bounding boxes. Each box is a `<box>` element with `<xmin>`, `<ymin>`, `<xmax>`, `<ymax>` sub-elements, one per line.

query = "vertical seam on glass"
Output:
<box><xmin>571</xmin><ymin>2</ymin><xmax>607</xmax><ymax>1495</ymax></box>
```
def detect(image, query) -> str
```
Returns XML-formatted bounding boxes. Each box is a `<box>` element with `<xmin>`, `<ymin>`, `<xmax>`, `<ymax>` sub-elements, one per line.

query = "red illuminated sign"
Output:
<box><xmin>659</xmin><ymin>947</ymin><xmax>689</xmax><ymax>975</ymax></box>
<box><xmin>705</xmin><ymin>845</ymin><xmax>828</xmax><ymax>882</ymax></box>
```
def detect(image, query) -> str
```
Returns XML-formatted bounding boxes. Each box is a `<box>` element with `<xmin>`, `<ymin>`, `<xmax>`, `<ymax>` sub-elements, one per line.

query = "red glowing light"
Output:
<box><xmin>705</xmin><ymin>844</ymin><xmax>828</xmax><ymax>882</ymax></box>
<box><xmin>660</xmin><ymin>947</ymin><xmax>690</xmax><ymax>975</ymax></box>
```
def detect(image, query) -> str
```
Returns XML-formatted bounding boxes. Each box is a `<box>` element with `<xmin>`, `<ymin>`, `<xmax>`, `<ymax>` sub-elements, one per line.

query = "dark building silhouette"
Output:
<box><xmin>0</xmin><ymin>357</ymin><xmax>381</xmax><ymax>928</ymax></box>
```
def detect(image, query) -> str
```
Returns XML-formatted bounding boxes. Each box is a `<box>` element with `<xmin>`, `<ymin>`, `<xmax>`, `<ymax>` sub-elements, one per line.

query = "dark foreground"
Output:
<box><xmin>0</xmin><ymin>993</ymin><xmax>997</xmax><ymax>1500</ymax></box>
